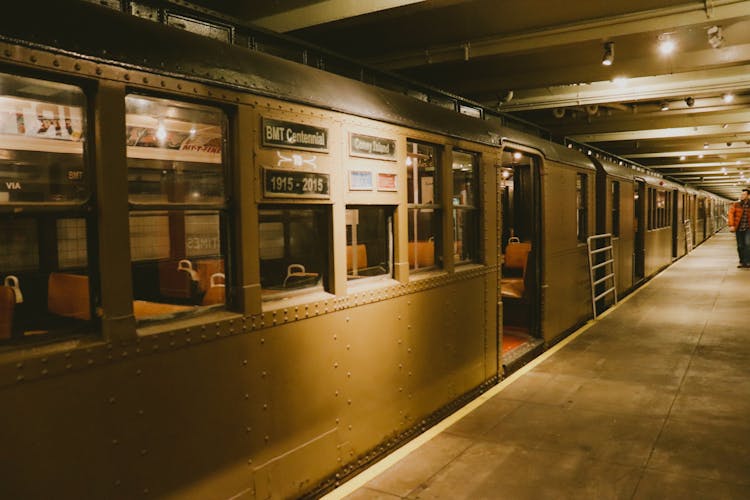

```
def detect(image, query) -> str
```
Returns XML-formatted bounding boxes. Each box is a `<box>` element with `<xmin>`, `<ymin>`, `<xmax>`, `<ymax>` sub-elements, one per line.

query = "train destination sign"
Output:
<box><xmin>349</xmin><ymin>133</ymin><xmax>396</xmax><ymax>160</ymax></box>
<box><xmin>263</xmin><ymin>167</ymin><xmax>330</xmax><ymax>199</ymax></box>
<box><xmin>262</xmin><ymin>118</ymin><xmax>328</xmax><ymax>152</ymax></box>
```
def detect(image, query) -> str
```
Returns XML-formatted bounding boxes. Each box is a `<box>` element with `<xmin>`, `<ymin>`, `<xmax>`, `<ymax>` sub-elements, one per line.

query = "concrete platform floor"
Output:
<box><xmin>324</xmin><ymin>231</ymin><xmax>750</xmax><ymax>500</ymax></box>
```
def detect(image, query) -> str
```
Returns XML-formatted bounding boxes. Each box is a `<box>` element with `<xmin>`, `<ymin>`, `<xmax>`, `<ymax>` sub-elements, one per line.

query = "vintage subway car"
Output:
<box><xmin>0</xmin><ymin>3</ymin><xmax>727</xmax><ymax>499</ymax></box>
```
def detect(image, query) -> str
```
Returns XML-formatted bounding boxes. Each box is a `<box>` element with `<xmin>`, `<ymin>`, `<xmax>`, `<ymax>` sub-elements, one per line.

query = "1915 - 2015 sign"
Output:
<box><xmin>263</xmin><ymin>167</ymin><xmax>330</xmax><ymax>199</ymax></box>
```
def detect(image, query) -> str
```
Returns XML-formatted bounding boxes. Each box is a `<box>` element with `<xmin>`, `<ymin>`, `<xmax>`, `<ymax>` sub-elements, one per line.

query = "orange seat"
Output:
<box><xmin>501</xmin><ymin>240</ymin><xmax>531</xmax><ymax>299</ymax></box>
<box><xmin>0</xmin><ymin>286</ymin><xmax>15</xmax><ymax>339</ymax></box>
<box><xmin>48</xmin><ymin>272</ymin><xmax>90</xmax><ymax>320</ymax></box>
<box><xmin>195</xmin><ymin>258</ymin><xmax>225</xmax><ymax>290</ymax></box>
<box><xmin>408</xmin><ymin>240</ymin><xmax>435</xmax><ymax>268</ymax></box>
<box><xmin>202</xmin><ymin>273</ymin><xmax>226</xmax><ymax>306</ymax></box>
<box><xmin>346</xmin><ymin>244</ymin><xmax>368</xmax><ymax>272</ymax></box>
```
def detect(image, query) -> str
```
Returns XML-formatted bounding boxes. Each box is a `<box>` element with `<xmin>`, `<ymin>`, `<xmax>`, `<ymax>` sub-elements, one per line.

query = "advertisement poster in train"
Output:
<box><xmin>0</xmin><ymin>96</ymin><xmax>83</xmax><ymax>142</ymax></box>
<box><xmin>125</xmin><ymin>124</ymin><xmax>222</xmax><ymax>155</ymax></box>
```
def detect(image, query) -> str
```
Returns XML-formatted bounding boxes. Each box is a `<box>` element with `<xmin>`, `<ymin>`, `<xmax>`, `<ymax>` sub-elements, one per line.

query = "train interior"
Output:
<box><xmin>0</xmin><ymin>86</ymin><xmax>234</xmax><ymax>344</ymax></box>
<box><xmin>499</xmin><ymin>149</ymin><xmax>542</xmax><ymax>367</ymax></box>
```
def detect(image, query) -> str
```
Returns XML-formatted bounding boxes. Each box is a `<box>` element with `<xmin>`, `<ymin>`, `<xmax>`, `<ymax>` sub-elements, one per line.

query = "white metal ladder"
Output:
<box><xmin>587</xmin><ymin>234</ymin><xmax>617</xmax><ymax>319</ymax></box>
<box><xmin>684</xmin><ymin>219</ymin><xmax>693</xmax><ymax>253</ymax></box>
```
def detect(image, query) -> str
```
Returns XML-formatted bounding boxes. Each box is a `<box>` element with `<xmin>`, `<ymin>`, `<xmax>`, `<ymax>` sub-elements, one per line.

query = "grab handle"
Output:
<box><xmin>209</xmin><ymin>273</ymin><xmax>225</xmax><ymax>288</ymax></box>
<box><xmin>4</xmin><ymin>275</ymin><xmax>23</xmax><ymax>304</ymax></box>
<box><xmin>177</xmin><ymin>259</ymin><xmax>199</xmax><ymax>281</ymax></box>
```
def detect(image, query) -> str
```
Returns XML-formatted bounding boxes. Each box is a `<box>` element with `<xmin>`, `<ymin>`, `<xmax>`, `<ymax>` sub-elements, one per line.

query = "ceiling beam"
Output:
<box><xmin>369</xmin><ymin>0</ymin><xmax>749</xmax><ymax>69</ymax></box>
<box><xmin>543</xmin><ymin>108</ymin><xmax>750</xmax><ymax>137</ymax></box>
<box><xmin>627</xmin><ymin>146</ymin><xmax>750</xmax><ymax>158</ymax></box>
<box><xmin>494</xmin><ymin>64</ymin><xmax>750</xmax><ymax>111</ymax></box>
<box><xmin>250</xmin><ymin>0</ymin><xmax>427</xmax><ymax>32</ymax></box>
<box><xmin>570</xmin><ymin>121</ymin><xmax>750</xmax><ymax>142</ymax></box>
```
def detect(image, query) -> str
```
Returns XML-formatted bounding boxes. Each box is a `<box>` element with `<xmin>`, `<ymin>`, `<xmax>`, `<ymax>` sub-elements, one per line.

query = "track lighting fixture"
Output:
<box><xmin>685</xmin><ymin>96</ymin><xmax>695</xmax><ymax>107</ymax></box>
<box><xmin>707</xmin><ymin>25</ymin><xmax>724</xmax><ymax>49</ymax></box>
<box><xmin>601</xmin><ymin>42</ymin><xmax>614</xmax><ymax>66</ymax></box>
<box><xmin>660</xmin><ymin>102</ymin><xmax>669</xmax><ymax>111</ymax></box>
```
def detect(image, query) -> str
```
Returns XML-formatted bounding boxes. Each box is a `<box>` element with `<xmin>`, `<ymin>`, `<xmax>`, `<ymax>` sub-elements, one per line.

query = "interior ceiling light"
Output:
<box><xmin>601</xmin><ymin>42</ymin><xmax>614</xmax><ymax>66</ymax></box>
<box><xmin>658</xmin><ymin>34</ymin><xmax>676</xmax><ymax>55</ymax></box>
<box><xmin>660</xmin><ymin>102</ymin><xmax>670</xmax><ymax>111</ymax></box>
<box><xmin>685</xmin><ymin>96</ymin><xmax>695</xmax><ymax>107</ymax></box>
<box><xmin>722</xmin><ymin>93</ymin><xmax>735</xmax><ymax>103</ymax></box>
<box><xmin>679</xmin><ymin>155</ymin><xmax>686</xmax><ymax>161</ymax></box>
<box><xmin>707</xmin><ymin>25</ymin><xmax>724</xmax><ymax>49</ymax></box>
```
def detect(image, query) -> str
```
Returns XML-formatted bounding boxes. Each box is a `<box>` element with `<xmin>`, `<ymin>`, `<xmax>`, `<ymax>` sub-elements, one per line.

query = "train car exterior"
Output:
<box><xmin>0</xmin><ymin>3</ymin><xmax>731</xmax><ymax>499</ymax></box>
<box><xmin>593</xmin><ymin>157</ymin><xmax>635</xmax><ymax>297</ymax></box>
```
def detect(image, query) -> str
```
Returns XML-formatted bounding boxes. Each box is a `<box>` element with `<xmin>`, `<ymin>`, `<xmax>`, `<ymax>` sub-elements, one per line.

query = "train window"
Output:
<box><xmin>611</xmin><ymin>181</ymin><xmax>620</xmax><ymax>237</ymax></box>
<box><xmin>125</xmin><ymin>95</ymin><xmax>228</xmax><ymax>321</ymax></box>
<box><xmin>648</xmin><ymin>189</ymin><xmax>654</xmax><ymax>229</ymax></box>
<box><xmin>407</xmin><ymin>141</ymin><xmax>442</xmax><ymax>271</ymax></box>
<box><xmin>346</xmin><ymin>206</ymin><xmax>393</xmax><ymax>280</ymax></box>
<box><xmin>648</xmin><ymin>189</ymin><xmax>670</xmax><ymax>230</ymax></box>
<box><xmin>0</xmin><ymin>73</ymin><xmax>91</xmax><ymax>344</ymax></box>
<box><xmin>259</xmin><ymin>206</ymin><xmax>329</xmax><ymax>298</ymax></box>
<box><xmin>452</xmin><ymin>151</ymin><xmax>480</xmax><ymax>263</ymax></box>
<box><xmin>576</xmin><ymin>173</ymin><xmax>588</xmax><ymax>243</ymax></box>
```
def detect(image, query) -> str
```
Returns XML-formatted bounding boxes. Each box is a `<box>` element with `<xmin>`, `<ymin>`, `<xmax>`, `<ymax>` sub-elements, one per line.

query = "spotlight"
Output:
<box><xmin>685</xmin><ymin>96</ymin><xmax>695</xmax><ymax>107</ymax></box>
<box><xmin>707</xmin><ymin>25</ymin><xmax>724</xmax><ymax>49</ymax></box>
<box><xmin>722</xmin><ymin>93</ymin><xmax>734</xmax><ymax>103</ymax></box>
<box><xmin>601</xmin><ymin>42</ymin><xmax>614</xmax><ymax>66</ymax></box>
<box><xmin>658</xmin><ymin>34</ymin><xmax>676</xmax><ymax>55</ymax></box>
<box><xmin>660</xmin><ymin>102</ymin><xmax>670</xmax><ymax>111</ymax></box>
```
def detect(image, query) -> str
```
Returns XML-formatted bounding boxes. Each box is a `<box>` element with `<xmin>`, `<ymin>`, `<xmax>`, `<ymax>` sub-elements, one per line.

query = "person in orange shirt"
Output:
<box><xmin>728</xmin><ymin>188</ymin><xmax>750</xmax><ymax>268</ymax></box>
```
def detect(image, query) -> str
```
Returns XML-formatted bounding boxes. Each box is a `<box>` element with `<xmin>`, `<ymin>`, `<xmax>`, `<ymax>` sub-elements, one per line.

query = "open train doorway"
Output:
<box><xmin>499</xmin><ymin>149</ymin><xmax>543</xmax><ymax>372</ymax></box>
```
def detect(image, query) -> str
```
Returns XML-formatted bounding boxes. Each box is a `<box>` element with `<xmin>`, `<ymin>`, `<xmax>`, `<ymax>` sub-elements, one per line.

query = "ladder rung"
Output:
<box><xmin>594</xmin><ymin>274</ymin><xmax>614</xmax><ymax>286</ymax></box>
<box><xmin>590</xmin><ymin>246</ymin><xmax>613</xmax><ymax>254</ymax></box>
<box><xmin>592</xmin><ymin>259</ymin><xmax>614</xmax><ymax>270</ymax></box>
<box><xmin>594</xmin><ymin>288</ymin><xmax>615</xmax><ymax>301</ymax></box>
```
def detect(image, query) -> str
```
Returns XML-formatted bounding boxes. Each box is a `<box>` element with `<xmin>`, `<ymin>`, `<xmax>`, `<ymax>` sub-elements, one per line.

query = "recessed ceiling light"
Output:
<box><xmin>723</xmin><ymin>93</ymin><xmax>734</xmax><ymax>103</ymax></box>
<box><xmin>658</xmin><ymin>35</ymin><xmax>676</xmax><ymax>55</ymax></box>
<box><xmin>660</xmin><ymin>102</ymin><xmax>670</xmax><ymax>111</ymax></box>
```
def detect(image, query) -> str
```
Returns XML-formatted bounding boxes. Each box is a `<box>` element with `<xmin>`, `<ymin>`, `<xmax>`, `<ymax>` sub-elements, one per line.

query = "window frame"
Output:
<box><xmin>611</xmin><ymin>180</ymin><xmax>620</xmax><ymax>237</ymax></box>
<box><xmin>124</xmin><ymin>93</ymin><xmax>232</xmax><ymax>322</ymax></box>
<box><xmin>258</xmin><ymin>203</ymin><xmax>331</xmax><ymax>301</ymax></box>
<box><xmin>406</xmin><ymin>139</ymin><xmax>443</xmax><ymax>272</ymax></box>
<box><xmin>576</xmin><ymin>173</ymin><xmax>588</xmax><ymax>243</ymax></box>
<box><xmin>451</xmin><ymin>149</ymin><xmax>481</xmax><ymax>264</ymax></box>
<box><xmin>345</xmin><ymin>204</ymin><xmax>395</xmax><ymax>283</ymax></box>
<box><xmin>0</xmin><ymin>70</ymin><xmax>97</xmax><ymax>343</ymax></box>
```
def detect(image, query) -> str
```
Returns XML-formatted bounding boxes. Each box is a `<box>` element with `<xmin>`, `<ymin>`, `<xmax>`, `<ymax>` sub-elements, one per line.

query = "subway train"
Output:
<box><xmin>0</xmin><ymin>3</ymin><xmax>729</xmax><ymax>499</ymax></box>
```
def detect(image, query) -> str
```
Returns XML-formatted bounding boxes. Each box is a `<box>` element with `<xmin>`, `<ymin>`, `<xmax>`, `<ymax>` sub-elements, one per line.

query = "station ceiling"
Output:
<box><xmin>193</xmin><ymin>0</ymin><xmax>750</xmax><ymax>199</ymax></box>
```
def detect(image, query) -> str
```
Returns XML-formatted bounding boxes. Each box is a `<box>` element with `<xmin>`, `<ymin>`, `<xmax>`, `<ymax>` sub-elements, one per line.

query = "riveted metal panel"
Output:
<box><xmin>542</xmin><ymin>161</ymin><xmax>593</xmax><ymax>341</ymax></box>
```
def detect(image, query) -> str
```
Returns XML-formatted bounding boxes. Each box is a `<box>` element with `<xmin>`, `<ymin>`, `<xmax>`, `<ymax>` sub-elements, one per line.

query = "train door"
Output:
<box><xmin>499</xmin><ymin>149</ymin><xmax>542</xmax><ymax>370</ymax></box>
<box><xmin>671</xmin><ymin>190</ymin><xmax>679</xmax><ymax>259</ymax></box>
<box><xmin>634</xmin><ymin>180</ymin><xmax>646</xmax><ymax>281</ymax></box>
